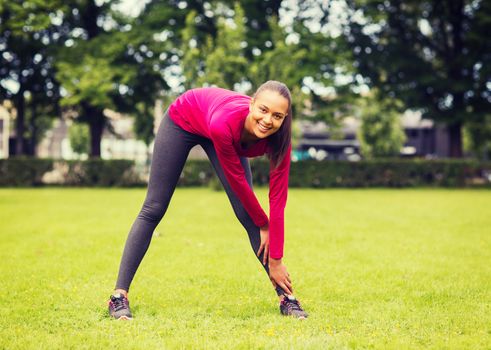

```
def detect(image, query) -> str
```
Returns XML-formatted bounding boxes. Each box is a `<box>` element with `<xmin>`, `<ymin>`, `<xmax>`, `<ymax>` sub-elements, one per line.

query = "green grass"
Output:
<box><xmin>0</xmin><ymin>188</ymin><xmax>490</xmax><ymax>349</ymax></box>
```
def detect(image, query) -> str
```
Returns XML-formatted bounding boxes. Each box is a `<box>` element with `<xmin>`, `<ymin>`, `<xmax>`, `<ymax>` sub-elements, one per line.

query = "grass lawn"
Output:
<box><xmin>0</xmin><ymin>188</ymin><xmax>490</xmax><ymax>349</ymax></box>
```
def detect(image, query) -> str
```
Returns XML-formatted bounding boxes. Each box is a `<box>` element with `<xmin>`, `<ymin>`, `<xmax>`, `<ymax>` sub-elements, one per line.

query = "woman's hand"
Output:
<box><xmin>268</xmin><ymin>258</ymin><xmax>293</xmax><ymax>295</ymax></box>
<box><xmin>256</xmin><ymin>225</ymin><xmax>270</xmax><ymax>265</ymax></box>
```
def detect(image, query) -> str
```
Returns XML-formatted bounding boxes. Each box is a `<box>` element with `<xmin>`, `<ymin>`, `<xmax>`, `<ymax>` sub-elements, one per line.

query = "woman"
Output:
<box><xmin>108</xmin><ymin>80</ymin><xmax>308</xmax><ymax>319</ymax></box>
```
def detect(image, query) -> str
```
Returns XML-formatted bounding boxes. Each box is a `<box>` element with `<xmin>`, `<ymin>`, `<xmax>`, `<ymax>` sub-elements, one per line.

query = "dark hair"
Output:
<box><xmin>253</xmin><ymin>80</ymin><xmax>292</xmax><ymax>169</ymax></box>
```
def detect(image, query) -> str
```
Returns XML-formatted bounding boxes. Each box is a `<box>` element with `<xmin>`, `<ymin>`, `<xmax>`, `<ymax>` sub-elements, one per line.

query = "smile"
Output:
<box><xmin>257</xmin><ymin>122</ymin><xmax>272</xmax><ymax>133</ymax></box>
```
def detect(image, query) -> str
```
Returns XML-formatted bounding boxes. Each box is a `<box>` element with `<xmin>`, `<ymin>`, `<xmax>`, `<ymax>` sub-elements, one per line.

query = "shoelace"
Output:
<box><xmin>283</xmin><ymin>298</ymin><xmax>303</xmax><ymax>312</ymax></box>
<box><xmin>111</xmin><ymin>296</ymin><xmax>128</xmax><ymax>312</ymax></box>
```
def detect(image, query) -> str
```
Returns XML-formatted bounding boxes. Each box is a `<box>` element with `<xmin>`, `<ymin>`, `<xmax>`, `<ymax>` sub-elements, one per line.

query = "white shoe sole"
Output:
<box><xmin>116</xmin><ymin>315</ymin><xmax>133</xmax><ymax>320</ymax></box>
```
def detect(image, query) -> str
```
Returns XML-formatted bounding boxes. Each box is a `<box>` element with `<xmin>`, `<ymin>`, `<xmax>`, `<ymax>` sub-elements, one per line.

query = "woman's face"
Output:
<box><xmin>246</xmin><ymin>90</ymin><xmax>289</xmax><ymax>140</ymax></box>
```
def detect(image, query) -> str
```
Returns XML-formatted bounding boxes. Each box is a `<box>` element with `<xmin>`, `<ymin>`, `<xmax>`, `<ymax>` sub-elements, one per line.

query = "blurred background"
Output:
<box><xmin>0</xmin><ymin>0</ymin><xmax>490</xmax><ymax>185</ymax></box>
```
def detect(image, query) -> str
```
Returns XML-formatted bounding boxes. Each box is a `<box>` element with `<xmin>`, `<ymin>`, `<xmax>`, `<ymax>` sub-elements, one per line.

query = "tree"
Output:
<box><xmin>224</xmin><ymin>0</ymin><xmax>283</xmax><ymax>58</ymax></box>
<box><xmin>198</xmin><ymin>3</ymin><xmax>248</xmax><ymax>89</ymax></box>
<box><xmin>249</xmin><ymin>17</ymin><xmax>309</xmax><ymax>113</ymax></box>
<box><xmin>340</xmin><ymin>0</ymin><xmax>491</xmax><ymax>157</ymax></box>
<box><xmin>178</xmin><ymin>3</ymin><xmax>250</xmax><ymax>90</ymax></box>
<box><xmin>68</xmin><ymin>122</ymin><xmax>89</xmax><ymax>156</ymax></box>
<box><xmin>0</xmin><ymin>0</ymin><xmax>64</xmax><ymax>155</ymax></box>
<box><xmin>171</xmin><ymin>0</ymin><xmax>285</xmax><ymax>58</ymax></box>
<box><xmin>24</xmin><ymin>93</ymin><xmax>58</xmax><ymax>155</ymax></box>
<box><xmin>357</xmin><ymin>89</ymin><xmax>406</xmax><ymax>158</ymax></box>
<box><xmin>180</xmin><ymin>10</ymin><xmax>203</xmax><ymax>90</ymax></box>
<box><xmin>262</xmin><ymin>1</ymin><xmax>363</xmax><ymax>135</ymax></box>
<box><xmin>168</xmin><ymin>0</ymin><xmax>303</xmax><ymax>89</ymax></box>
<box><xmin>140</xmin><ymin>0</ymin><xmax>221</xmax><ymax>93</ymax></box>
<box><xmin>464</xmin><ymin>115</ymin><xmax>491</xmax><ymax>160</ymax></box>
<box><xmin>56</xmin><ymin>0</ymin><xmax>167</xmax><ymax>157</ymax></box>
<box><xmin>56</xmin><ymin>51</ymin><xmax>119</xmax><ymax>157</ymax></box>
<box><xmin>54</xmin><ymin>0</ymin><xmax>120</xmax><ymax>157</ymax></box>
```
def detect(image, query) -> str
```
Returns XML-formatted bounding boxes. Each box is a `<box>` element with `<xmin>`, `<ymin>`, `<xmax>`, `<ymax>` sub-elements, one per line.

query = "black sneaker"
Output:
<box><xmin>280</xmin><ymin>295</ymin><xmax>308</xmax><ymax>319</ymax></box>
<box><xmin>108</xmin><ymin>293</ymin><xmax>133</xmax><ymax>320</ymax></box>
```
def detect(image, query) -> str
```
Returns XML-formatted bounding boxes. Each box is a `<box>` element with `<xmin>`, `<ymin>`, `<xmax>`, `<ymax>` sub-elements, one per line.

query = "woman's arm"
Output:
<box><xmin>210</xmin><ymin>122</ymin><xmax>269</xmax><ymax>228</ymax></box>
<box><xmin>268</xmin><ymin>144</ymin><xmax>292</xmax><ymax>260</ymax></box>
<box><xmin>267</xmin><ymin>147</ymin><xmax>293</xmax><ymax>295</ymax></box>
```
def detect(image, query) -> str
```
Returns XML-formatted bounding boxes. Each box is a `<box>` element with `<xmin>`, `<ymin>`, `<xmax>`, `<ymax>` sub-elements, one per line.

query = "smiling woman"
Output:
<box><xmin>108</xmin><ymin>80</ymin><xmax>308</xmax><ymax>320</ymax></box>
<box><xmin>242</xmin><ymin>84</ymin><xmax>292</xmax><ymax>171</ymax></box>
<box><xmin>244</xmin><ymin>91</ymin><xmax>288</xmax><ymax>139</ymax></box>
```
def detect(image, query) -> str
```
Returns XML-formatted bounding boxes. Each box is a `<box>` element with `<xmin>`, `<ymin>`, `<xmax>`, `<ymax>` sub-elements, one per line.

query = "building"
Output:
<box><xmin>4</xmin><ymin>101</ymin><xmax>452</xmax><ymax>161</ymax></box>
<box><xmin>0</xmin><ymin>104</ymin><xmax>10</xmax><ymax>159</ymax></box>
<box><xmin>36</xmin><ymin>111</ymin><xmax>149</xmax><ymax>162</ymax></box>
<box><xmin>35</xmin><ymin>103</ymin><xmax>208</xmax><ymax>161</ymax></box>
<box><xmin>401</xmin><ymin>110</ymin><xmax>450</xmax><ymax>157</ymax></box>
<box><xmin>296</xmin><ymin>111</ymin><xmax>451</xmax><ymax>160</ymax></box>
<box><xmin>295</xmin><ymin>117</ymin><xmax>361</xmax><ymax>161</ymax></box>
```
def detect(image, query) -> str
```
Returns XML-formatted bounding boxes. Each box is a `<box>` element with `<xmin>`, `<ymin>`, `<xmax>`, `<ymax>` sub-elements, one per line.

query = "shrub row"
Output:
<box><xmin>0</xmin><ymin>158</ymin><xmax>140</xmax><ymax>187</ymax></box>
<box><xmin>0</xmin><ymin>158</ymin><xmax>53</xmax><ymax>186</ymax></box>
<box><xmin>0</xmin><ymin>157</ymin><xmax>490</xmax><ymax>187</ymax></box>
<box><xmin>286</xmin><ymin>159</ymin><xmax>491</xmax><ymax>187</ymax></box>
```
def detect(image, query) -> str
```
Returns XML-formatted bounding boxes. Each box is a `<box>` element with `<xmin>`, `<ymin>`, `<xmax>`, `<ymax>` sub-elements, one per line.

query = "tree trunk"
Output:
<box><xmin>26</xmin><ymin>103</ymin><xmax>37</xmax><ymax>156</ymax></box>
<box><xmin>446</xmin><ymin>1</ymin><xmax>464</xmax><ymax>159</ymax></box>
<box><xmin>89</xmin><ymin>111</ymin><xmax>105</xmax><ymax>158</ymax></box>
<box><xmin>448</xmin><ymin>121</ymin><xmax>463</xmax><ymax>158</ymax></box>
<box><xmin>82</xmin><ymin>103</ymin><xmax>105</xmax><ymax>158</ymax></box>
<box><xmin>14</xmin><ymin>91</ymin><xmax>25</xmax><ymax>156</ymax></box>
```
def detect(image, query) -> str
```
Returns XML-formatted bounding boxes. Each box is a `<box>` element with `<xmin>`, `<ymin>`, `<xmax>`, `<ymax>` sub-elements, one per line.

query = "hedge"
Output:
<box><xmin>0</xmin><ymin>158</ymin><xmax>140</xmax><ymax>187</ymax></box>
<box><xmin>286</xmin><ymin>159</ymin><xmax>490</xmax><ymax>187</ymax></box>
<box><xmin>0</xmin><ymin>158</ymin><xmax>53</xmax><ymax>186</ymax></box>
<box><xmin>0</xmin><ymin>157</ymin><xmax>53</xmax><ymax>186</ymax></box>
<box><xmin>0</xmin><ymin>157</ymin><xmax>490</xmax><ymax>187</ymax></box>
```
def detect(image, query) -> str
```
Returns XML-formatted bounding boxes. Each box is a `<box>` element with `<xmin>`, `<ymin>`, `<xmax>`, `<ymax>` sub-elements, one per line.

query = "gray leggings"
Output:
<box><xmin>115</xmin><ymin>111</ymin><xmax>285</xmax><ymax>296</ymax></box>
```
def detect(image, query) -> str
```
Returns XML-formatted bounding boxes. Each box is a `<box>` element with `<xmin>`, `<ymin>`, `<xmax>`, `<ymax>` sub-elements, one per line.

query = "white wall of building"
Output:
<box><xmin>0</xmin><ymin>106</ymin><xmax>10</xmax><ymax>158</ymax></box>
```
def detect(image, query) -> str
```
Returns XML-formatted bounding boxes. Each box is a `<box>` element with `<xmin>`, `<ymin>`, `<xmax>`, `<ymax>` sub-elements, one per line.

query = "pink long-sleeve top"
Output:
<box><xmin>168</xmin><ymin>87</ymin><xmax>291</xmax><ymax>259</ymax></box>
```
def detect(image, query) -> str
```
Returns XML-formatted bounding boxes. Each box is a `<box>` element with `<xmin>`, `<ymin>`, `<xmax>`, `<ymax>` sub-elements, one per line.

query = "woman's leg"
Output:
<box><xmin>114</xmin><ymin>113</ymin><xmax>200</xmax><ymax>292</ymax></box>
<box><xmin>200</xmin><ymin>141</ymin><xmax>286</xmax><ymax>297</ymax></box>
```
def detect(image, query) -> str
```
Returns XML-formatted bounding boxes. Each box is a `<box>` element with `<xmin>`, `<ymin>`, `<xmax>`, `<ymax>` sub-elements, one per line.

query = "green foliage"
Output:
<box><xmin>23</xmin><ymin>98</ymin><xmax>57</xmax><ymax>154</ymax></box>
<box><xmin>3</xmin><ymin>0</ymin><xmax>490</xmax><ymax>161</ymax></box>
<box><xmin>464</xmin><ymin>115</ymin><xmax>491</xmax><ymax>160</ymax></box>
<box><xmin>63</xmin><ymin>159</ymin><xmax>140</xmax><ymax>186</ymax></box>
<box><xmin>0</xmin><ymin>157</ymin><xmax>53</xmax><ymax>186</ymax></box>
<box><xmin>0</xmin><ymin>0</ymin><xmax>65</xmax><ymax>155</ymax></box>
<box><xmin>174</xmin><ymin>0</ymin><xmax>286</xmax><ymax>76</ymax></box>
<box><xmin>68</xmin><ymin>122</ymin><xmax>90</xmax><ymax>156</ymax></box>
<box><xmin>1</xmin><ymin>158</ymin><xmax>490</xmax><ymax>188</ymax></box>
<box><xmin>247</xmin><ymin>158</ymin><xmax>490</xmax><ymax>188</ymax></box>
<box><xmin>0</xmin><ymin>158</ymin><xmax>140</xmax><ymax>186</ymax></box>
<box><xmin>176</xmin><ymin>159</ymin><xmax>215</xmax><ymax>186</ymax></box>
<box><xmin>287</xmin><ymin>23</ymin><xmax>353</xmax><ymax>124</ymax></box>
<box><xmin>1</xmin><ymin>188</ymin><xmax>490</xmax><ymax>348</ymax></box>
<box><xmin>133</xmin><ymin>102</ymin><xmax>155</xmax><ymax>146</ymax></box>
<box><xmin>340</xmin><ymin>0</ymin><xmax>491</xmax><ymax>156</ymax></box>
<box><xmin>180</xmin><ymin>10</ymin><xmax>203</xmax><ymax>90</ymax></box>
<box><xmin>288</xmin><ymin>159</ymin><xmax>489</xmax><ymax>188</ymax></box>
<box><xmin>52</xmin><ymin>0</ymin><xmax>167</xmax><ymax>157</ymax></box>
<box><xmin>234</xmin><ymin>0</ymin><xmax>283</xmax><ymax>56</ymax></box>
<box><xmin>357</xmin><ymin>91</ymin><xmax>406</xmax><ymax>158</ymax></box>
<box><xmin>249</xmin><ymin>17</ymin><xmax>309</xmax><ymax>113</ymax></box>
<box><xmin>179</xmin><ymin>2</ymin><xmax>310</xmax><ymax>102</ymax></box>
<box><xmin>56</xmin><ymin>56</ymin><xmax>118</xmax><ymax>110</ymax></box>
<box><xmin>0</xmin><ymin>0</ymin><xmax>65</xmax><ymax>36</ymax></box>
<box><xmin>198</xmin><ymin>3</ymin><xmax>248</xmax><ymax>89</ymax></box>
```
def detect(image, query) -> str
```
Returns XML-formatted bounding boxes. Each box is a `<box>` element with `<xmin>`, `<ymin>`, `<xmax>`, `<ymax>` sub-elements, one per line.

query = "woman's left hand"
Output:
<box><xmin>257</xmin><ymin>225</ymin><xmax>270</xmax><ymax>265</ymax></box>
<box><xmin>268</xmin><ymin>258</ymin><xmax>293</xmax><ymax>295</ymax></box>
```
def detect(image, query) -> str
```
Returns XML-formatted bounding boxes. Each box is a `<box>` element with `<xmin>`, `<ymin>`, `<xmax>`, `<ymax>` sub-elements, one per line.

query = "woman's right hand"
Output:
<box><xmin>268</xmin><ymin>258</ymin><xmax>293</xmax><ymax>295</ymax></box>
<box><xmin>256</xmin><ymin>225</ymin><xmax>270</xmax><ymax>265</ymax></box>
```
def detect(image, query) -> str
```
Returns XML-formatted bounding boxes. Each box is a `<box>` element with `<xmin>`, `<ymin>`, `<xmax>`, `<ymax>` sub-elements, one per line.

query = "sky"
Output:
<box><xmin>114</xmin><ymin>0</ymin><xmax>149</xmax><ymax>17</ymax></box>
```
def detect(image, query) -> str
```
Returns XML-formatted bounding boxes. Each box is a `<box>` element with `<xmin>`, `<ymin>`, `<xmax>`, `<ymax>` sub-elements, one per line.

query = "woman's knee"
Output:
<box><xmin>138</xmin><ymin>200</ymin><xmax>168</xmax><ymax>223</ymax></box>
